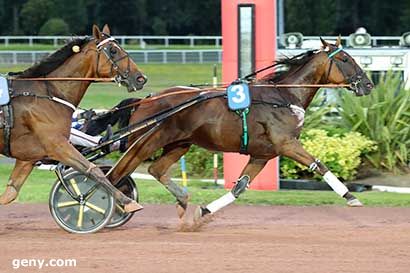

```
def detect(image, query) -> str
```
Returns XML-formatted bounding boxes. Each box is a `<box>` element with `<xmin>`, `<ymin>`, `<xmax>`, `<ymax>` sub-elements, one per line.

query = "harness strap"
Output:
<box><xmin>2</xmin><ymin>104</ymin><xmax>13</xmax><ymax>157</ymax></box>
<box><xmin>51</xmin><ymin>97</ymin><xmax>76</xmax><ymax>111</ymax></box>
<box><xmin>236</xmin><ymin>108</ymin><xmax>250</xmax><ymax>154</ymax></box>
<box><xmin>96</xmin><ymin>37</ymin><xmax>116</xmax><ymax>49</ymax></box>
<box><xmin>327</xmin><ymin>47</ymin><xmax>343</xmax><ymax>59</ymax></box>
<box><xmin>289</xmin><ymin>104</ymin><xmax>305</xmax><ymax>115</ymax></box>
<box><xmin>11</xmin><ymin>91</ymin><xmax>76</xmax><ymax>112</ymax></box>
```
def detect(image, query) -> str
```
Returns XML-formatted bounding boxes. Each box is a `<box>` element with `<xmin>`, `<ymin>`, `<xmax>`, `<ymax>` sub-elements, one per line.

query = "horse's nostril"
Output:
<box><xmin>136</xmin><ymin>75</ymin><xmax>147</xmax><ymax>84</ymax></box>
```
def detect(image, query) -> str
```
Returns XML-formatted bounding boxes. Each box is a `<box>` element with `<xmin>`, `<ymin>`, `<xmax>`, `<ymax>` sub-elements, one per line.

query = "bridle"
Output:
<box><xmin>95</xmin><ymin>34</ymin><xmax>145</xmax><ymax>87</ymax></box>
<box><xmin>95</xmin><ymin>34</ymin><xmax>131</xmax><ymax>85</ymax></box>
<box><xmin>325</xmin><ymin>46</ymin><xmax>365</xmax><ymax>93</ymax></box>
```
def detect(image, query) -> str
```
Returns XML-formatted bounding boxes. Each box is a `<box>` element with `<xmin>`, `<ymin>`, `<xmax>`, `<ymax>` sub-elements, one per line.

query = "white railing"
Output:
<box><xmin>300</xmin><ymin>36</ymin><xmax>404</xmax><ymax>47</ymax></box>
<box><xmin>0</xmin><ymin>50</ymin><xmax>223</xmax><ymax>65</ymax></box>
<box><xmin>0</xmin><ymin>35</ymin><xmax>406</xmax><ymax>48</ymax></box>
<box><xmin>1</xmin><ymin>48</ymin><xmax>409</xmax><ymax>67</ymax></box>
<box><xmin>0</xmin><ymin>36</ymin><xmax>222</xmax><ymax>48</ymax></box>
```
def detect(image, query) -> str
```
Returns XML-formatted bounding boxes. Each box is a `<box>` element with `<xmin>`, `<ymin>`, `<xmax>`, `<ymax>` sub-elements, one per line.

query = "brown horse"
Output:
<box><xmin>100</xmin><ymin>38</ymin><xmax>373</xmax><ymax>219</ymax></box>
<box><xmin>0</xmin><ymin>25</ymin><xmax>147</xmax><ymax>213</ymax></box>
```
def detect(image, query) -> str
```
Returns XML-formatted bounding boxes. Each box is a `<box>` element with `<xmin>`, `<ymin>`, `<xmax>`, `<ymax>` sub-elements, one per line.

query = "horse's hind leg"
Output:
<box><xmin>0</xmin><ymin>160</ymin><xmax>34</xmax><ymax>205</ymax></box>
<box><xmin>148</xmin><ymin>143</ymin><xmax>191</xmax><ymax>218</ymax></box>
<box><xmin>280</xmin><ymin>138</ymin><xmax>362</xmax><ymax>206</ymax></box>
<box><xmin>195</xmin><ymin>157</ymin><xmax>268</xmax><ymax>220</ymax></box>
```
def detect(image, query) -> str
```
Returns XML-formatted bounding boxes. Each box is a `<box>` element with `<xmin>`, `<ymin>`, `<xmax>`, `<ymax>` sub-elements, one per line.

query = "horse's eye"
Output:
<box><xmin>342</xmin><ymin>57</ymin><xmax>348</xmax><ymax>63</ymax></box>
<box><xmin>110</xmin><ymin>48</ymin><xmax>117</xmax><ymax>55</ymax></box>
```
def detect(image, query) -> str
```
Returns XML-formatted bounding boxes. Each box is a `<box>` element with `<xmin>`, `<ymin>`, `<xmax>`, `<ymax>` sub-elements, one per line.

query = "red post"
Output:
<box><xmin>222</xmin><ymin>0</ymin><xmax>279</xmax><ymax>191</ymax></box>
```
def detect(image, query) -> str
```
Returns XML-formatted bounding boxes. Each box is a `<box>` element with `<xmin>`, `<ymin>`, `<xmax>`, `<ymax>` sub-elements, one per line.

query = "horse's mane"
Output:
<box><xmin>260</xmin><ymin>50</ymin><xmax>319</xmax><ymax>83</ymax></box>
<box><xmin>15</xmin><ymin>37</ymin><xmax>92</xmax><ymax>78</ymax></box>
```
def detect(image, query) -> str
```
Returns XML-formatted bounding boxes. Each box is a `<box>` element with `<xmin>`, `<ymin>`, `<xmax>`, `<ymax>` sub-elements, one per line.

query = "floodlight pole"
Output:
<box><xmin>277</xmin><ymin>0</ymin><xmax>285</xmax><ymax>38</ymax></box>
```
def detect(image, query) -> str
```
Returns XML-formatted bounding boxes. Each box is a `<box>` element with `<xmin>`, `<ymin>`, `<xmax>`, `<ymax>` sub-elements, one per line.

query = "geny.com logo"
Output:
<box><xmin>12</xmin><ymin>258</ymin><xmax>77</xmax><ymax>270</ymax></box>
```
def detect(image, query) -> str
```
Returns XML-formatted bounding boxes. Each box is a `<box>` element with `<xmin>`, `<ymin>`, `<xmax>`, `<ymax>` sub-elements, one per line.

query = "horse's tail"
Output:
<box><xmin>84</xmin><ymin>98</ymin><xmax>140</xmax><ymax>136</ymax></box>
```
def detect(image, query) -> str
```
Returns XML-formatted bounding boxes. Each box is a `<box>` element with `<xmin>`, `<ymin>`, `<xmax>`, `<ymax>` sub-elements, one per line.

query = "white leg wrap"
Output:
<box><xmin>323</xmin><ymin>171</ymin><xmax>349</xmax><ymax>197</ymax></box>
<box><xmin>206</xmin><ymin>192</ymin><xmax>236</xmax><ymax>213</ymax></box>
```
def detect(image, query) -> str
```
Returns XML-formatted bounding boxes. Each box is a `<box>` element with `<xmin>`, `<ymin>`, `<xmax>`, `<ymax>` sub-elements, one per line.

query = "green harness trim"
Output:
<box><xmin>327</xmin><ymin>47</ymin><xmax>343</xmax><ymax>59</ymax></box>
<box><xmin>236</xmin><ymin>107</ymin><xmax>250</xmax><ymax>154</ymax></box>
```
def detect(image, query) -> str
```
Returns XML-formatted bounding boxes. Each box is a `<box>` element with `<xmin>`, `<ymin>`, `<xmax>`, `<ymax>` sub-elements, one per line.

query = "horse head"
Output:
<box><xmin>320</xmin><ymin>37</ymin><xmax>373</xmax><ymax>96</ymax></box>
<box><xmin>90</xmin><ymin>24</ymin><xmax>147</xmax><ymax>92</ymax></box>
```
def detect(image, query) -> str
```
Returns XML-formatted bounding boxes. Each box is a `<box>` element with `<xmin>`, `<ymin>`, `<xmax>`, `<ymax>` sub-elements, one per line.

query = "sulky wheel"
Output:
<box><xmin>98</xmin><ymin>166</ymin><xmax>139</xmax><ymax>229</ymax></box>
<box><xmin>49</xmin><ymin>169</ymin><xmax>115</xmax><ymax>234</ymax></box>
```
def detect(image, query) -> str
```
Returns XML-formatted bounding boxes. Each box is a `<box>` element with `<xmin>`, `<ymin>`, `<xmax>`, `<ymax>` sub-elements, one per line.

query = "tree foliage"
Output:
<box><xmin>54</xmin><ymin>0</ymin><xmax>87</xmax><ymax>34</ymax></box>
<box><xmin>285</xmin><ymin>0</ymin><xmax>410</xmax><ymax>35</ymax></box>
<box><xmin>20</xmin><ymin>0</ymin><xmax>56</xmax><ymax>35</ymax></box>
<box><xmin>39</xmin><ymin>18</ymin><xmax>69</xmax><ymax>35</ymax></box>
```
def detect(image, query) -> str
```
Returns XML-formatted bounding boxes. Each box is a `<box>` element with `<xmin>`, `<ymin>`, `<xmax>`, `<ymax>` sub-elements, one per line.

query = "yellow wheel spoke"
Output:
<box><xmin>85</xmin><ymin>188</ymin><xmax>98</xmax><ymax>201</ymax></box>
<box><xmin>77</xmin><ymin>205</ymin><xmax>84</xmax><ymax>228</ymax></box>
<box><xmin>116</xmin><ymin>203</ymin><xmax>125</xmax><ymax>213</ymax></box>
<box><xmin>57</xmin><ymin>201</ymin><xmax>79</xmax><ymax>208</ymax></box>
<box><xmin>70</xmin><ymin>179</ymin><xmax>82</xmax><ymax>196</ymax></box>
<box><xmin>85</xmin><ymin>202</ymin><xmax>106</xmax><ymax>214</ymax></box>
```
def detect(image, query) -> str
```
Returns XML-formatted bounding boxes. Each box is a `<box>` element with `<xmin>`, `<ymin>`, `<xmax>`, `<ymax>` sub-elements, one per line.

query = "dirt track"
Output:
<box><xmin>0</xmin><ymin>204</ymin><xmax>409</xmax><ymax>273</ymax></box>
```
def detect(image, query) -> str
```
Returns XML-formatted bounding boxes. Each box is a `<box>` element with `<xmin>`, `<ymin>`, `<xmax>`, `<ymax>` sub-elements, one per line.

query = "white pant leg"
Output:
<box><xmin>70</xmin><ymin>128</ymin><xmax>102</xmax><ymax>147</ymax></box>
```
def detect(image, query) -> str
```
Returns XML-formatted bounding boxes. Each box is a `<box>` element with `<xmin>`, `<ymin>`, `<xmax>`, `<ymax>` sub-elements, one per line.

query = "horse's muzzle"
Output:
<box><xmin>126</xmin><ymin>73</ymin><xmax>148</xmax><ymax>92</ymax></box>
<box><xmin>350</xmin><ymin>75</ymin><xmax>374</xmax><ymax>96</ymax></box>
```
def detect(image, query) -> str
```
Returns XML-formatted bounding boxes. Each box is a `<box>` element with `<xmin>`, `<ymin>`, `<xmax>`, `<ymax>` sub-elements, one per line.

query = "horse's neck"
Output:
<box><xmin>280</xmin><ymin>56</ymin><xmax>326</xmax><ymax>109</ymax></box>
<box><xmin>47</xmin><ymin>56</ymin><xmax>94</xmax><ymax>106</ymax></box>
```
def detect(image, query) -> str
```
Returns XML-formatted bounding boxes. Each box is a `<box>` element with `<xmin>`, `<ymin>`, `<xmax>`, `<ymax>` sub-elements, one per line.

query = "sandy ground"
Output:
<box><xmin>0</xmin><ymin>203</ymin><xmax>409</xmax><ymax>273</ymax></box>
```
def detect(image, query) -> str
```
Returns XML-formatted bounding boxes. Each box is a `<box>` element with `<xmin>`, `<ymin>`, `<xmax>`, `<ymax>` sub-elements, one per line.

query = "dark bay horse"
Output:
<box><xmin>0</xmin><ymin>25</ymin><xmax>147</xmax><ymax>213</ymax></box>
<box><xmin>97</xmin><ymin>38</ymin><xmax>374</xmax><ymax>219</ymax></box>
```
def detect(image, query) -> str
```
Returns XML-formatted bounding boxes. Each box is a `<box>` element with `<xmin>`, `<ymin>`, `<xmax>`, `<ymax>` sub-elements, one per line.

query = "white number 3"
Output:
<box><xmin>230</xmin><ymin>85</ymin><xmax>245</xmax><ymax>103</ymax></box>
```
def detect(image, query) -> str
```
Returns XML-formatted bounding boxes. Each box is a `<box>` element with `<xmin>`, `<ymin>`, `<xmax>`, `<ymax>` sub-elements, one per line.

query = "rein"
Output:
<box><xmin>250</xmin><ymin>83</ymin><xmax>350</xmax><ymax>88</ymax></box>
<box><xmin>10</xmin><ymin>77</ymin><xmax>116</xmax><ymax>82</ymax></box>
<box><xmin>191</xmin><ymin>82</ymin><xmax>351</xmax><ymax>88</ymax></box>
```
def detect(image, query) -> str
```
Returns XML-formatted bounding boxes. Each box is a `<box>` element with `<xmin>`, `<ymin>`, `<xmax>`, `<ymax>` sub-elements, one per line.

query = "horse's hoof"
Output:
<box><xmin>124</xmin><ymin>201</ymin><xmax>144</xmax><ymax>213</ymax></box>
<box><xmin>347</xmin><ymin>198</ymin><xmax>363</xmax><ymax>207</ymax></box>
<box><xmin>193</xmin><ymin>206</ymin><xmax>210</xmax><ymax>223</ymax></box>
<box><xmin>0</xmin><ymin>186</ymin><xmax>18</xmax><ymax>205</ymax></box>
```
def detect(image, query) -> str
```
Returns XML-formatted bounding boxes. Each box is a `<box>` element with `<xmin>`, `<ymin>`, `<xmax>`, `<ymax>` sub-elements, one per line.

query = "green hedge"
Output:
<box><xmin>280</xmin><ymin>129</ymin><xmax>375</xmax><ymax>180</ymax></box>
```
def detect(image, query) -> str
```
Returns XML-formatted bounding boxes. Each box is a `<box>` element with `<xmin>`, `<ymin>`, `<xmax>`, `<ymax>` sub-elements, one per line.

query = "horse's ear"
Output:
<box><xmin>335</xmin><ymin>35</ymin><xmax>342</xmax><ymax>47</ymax></box>
<box><xmin>92</xmin><ymin>24</ymin><xmax>102</xmax><ymax>40</ymax></box>
<box><xmin>102</xmin><ymin>24</ymin><xmax>111</xmax><ymax>36</ymax></box>
<box><xmin>320</xmin><ymin>37</ymin><xmax>328</xmax><ymax>47</ymax></box>
<box><xmin>320</xmin><ymin>37</ymin><xmax>329</xmax><ymax>51</ymax></box>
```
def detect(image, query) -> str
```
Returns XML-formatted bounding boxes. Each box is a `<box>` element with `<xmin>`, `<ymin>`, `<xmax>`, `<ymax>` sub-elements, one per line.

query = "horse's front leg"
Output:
<box><xmin>280</xmin><ymin>138</ymin><xmax>362</xmax><ymax>206</ymax></box>
<box><xmin>194</xmin><ymin>157</ymin><xmax>268</xmax><ymax>221</ymax></box>
<box><xmin>45</xmin><ymin>136</ymin><xmax>143</xmax><ymax>213</ymax></box>
<box><xmin>0</xmin><ymin>160</ymin><xmax>34</xmax><ymax>205</ymax></box>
